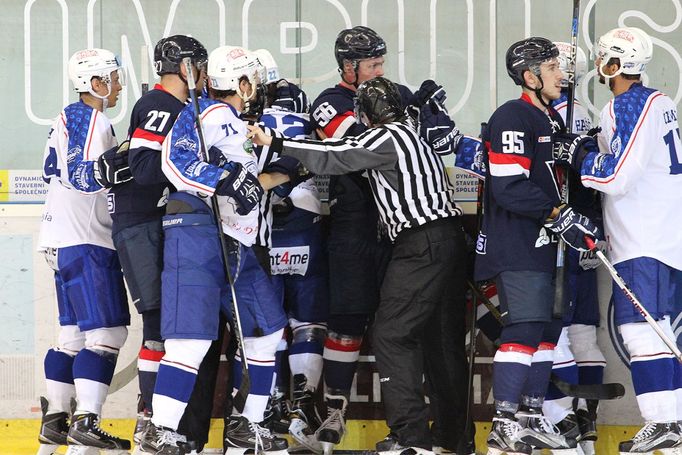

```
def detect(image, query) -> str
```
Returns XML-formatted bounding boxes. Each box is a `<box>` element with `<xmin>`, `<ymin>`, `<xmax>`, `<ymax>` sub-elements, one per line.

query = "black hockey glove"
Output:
<box><xmin>544</xmin><ymin>205</ymin><xmax>599</xmax><ymax>252</ymax></box>
<box><xmin>94</xmin><ymin>140</ymin><xmax>132</xmax><ymax>188</ymax></box>
<box><xmin>207</xmin><ymin>146</ymin><xmax>228</xmax><ymax>168</ymax></box>
<box><xmin>215</xmin><ymin>162</ymin><xmax>264</xmax><ymax>215</ymax></box>
<box><xmin>408</xmin><ymin>80</ymin><xmax>461</xmax><ymax>155</ymax></box>
<box><xmin>272</xmin><ymin>79</ymin><xmax>310</xmax><ymax>114</ymax></box>
<box><xmin>553</xmin><ymin>132</ymin><xmax>597</xmax><ymax>171</ymax></box>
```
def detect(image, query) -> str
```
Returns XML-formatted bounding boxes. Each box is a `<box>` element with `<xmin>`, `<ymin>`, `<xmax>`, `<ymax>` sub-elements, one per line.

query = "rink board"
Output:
<box><xmin>0</xmin><ymin>419</ymin><xmax>646</xmax><ymax>455</ymax></box>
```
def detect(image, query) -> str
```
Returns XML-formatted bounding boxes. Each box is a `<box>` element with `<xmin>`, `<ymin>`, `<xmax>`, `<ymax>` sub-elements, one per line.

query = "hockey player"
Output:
<box><xmin>542</xmin><ymin>41</ymin><xmax>607</xmax><ymax>455</ymax></box>
<box><xmin>475</xmin><ymin>37</ymin><xmax>600</xmax><ymax>455</ymax></box>
<box><xmin>553</xmin><ymin>27</ymin><xmax>682</xmax><ymax>454</ymax></box>
<box><xmin>308</xmin><ymin>26</ymin><xmax>415</xmax><ymax>453</ymax></box>
<box><xmin>247</xmin><ymin>75</ymin><xmax>468</xmax><ymax>455</ymax></box>
<box><xmin>101</xmin><ymin>35</ymin><xmax>221</xmax><ymax>453</ymax></box>
<box><xmin>250</xmin><ymin>49</ymin><xmax>329</xmax><ymax>453</ymax></box>
<box><xmin>37</xmin><ymin>48</ymin><xmax>131</xmax><ymax>454</ymax></box>
<box><xmin>139</xmin><ymin>45</ymin><xmax>288</xmax><ymax>455</ymax></box>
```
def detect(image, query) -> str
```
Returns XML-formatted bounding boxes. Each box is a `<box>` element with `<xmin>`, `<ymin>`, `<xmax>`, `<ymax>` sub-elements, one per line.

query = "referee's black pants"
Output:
<box><xmin>373</xmin><ymin>216</ymin><xmax>470</xmax><ymax>451</ymax></box>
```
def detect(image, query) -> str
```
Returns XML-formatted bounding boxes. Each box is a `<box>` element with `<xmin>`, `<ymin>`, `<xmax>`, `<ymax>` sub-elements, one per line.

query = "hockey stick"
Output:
<box><xmin>550</xmin><ymin>373</ymin><xmax>624</xmax><ymax>400</ymax></box>
<box><xmin>553</xmin><ymin>0</ymin><xmax>581</xmax><ymax>319</ymax></box>
<box><xmin>585</xmin><ymin>237</ymin><xmax>682</xmax><ymax>363</ymax></box>
<box><xmin>182</xmin><ymin>58</ymin><xmax>251</xmax><ymax>411</ymax></box>
<box><xmin>462</xmin><ymin>125</ymin><xmax>487</xmax><ymax>451</ymax></box>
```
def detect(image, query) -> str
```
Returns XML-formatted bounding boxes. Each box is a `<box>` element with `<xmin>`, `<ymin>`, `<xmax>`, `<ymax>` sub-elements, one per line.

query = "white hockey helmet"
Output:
<box><xmin>207</xmin><ymin>46</ymin><xmax>265</xmax><ymax>101</ymax></box>
<box><xmin>253</xmin><ymin>49</ymin><xmax>280</xmax><ymax>85</ymax></box>
<box><xmin>68</xmin><ymin>48</ymin><xmax>124</xmax><ymax>93</ymax></box>
<box><xmin>553</xmin><ymin>41</ymin><xmax>587</xmax><ymax>87</ymax></box>
<box><xmin>595</xmin><ymin>27</ymin><xmax>652</xmax><ymax>79</ymax></box>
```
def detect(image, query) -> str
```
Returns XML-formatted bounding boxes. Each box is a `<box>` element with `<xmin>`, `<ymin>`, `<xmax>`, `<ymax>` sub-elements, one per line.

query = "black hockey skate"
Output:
<box><xmin>486</xmin><ymin>415</ymin><xmax>532</xmax><ymax>455</ymax></box>
<box><xmin>65</xmin><ymin>413</ymin><xmax>131</xmax><ymax>454</ymax></box>
<box><xmin>261</xmin><ymin>392</ymin><xmax>291</xmax><ymax>435</ymax></box>
<box><xmin>133</xmin><ymin>395</ymin><xmax>152</xmax><ymax>446</ymax></box>
<box><xmin>315</xmin><ymin>395</ymin><xmax>348</xmax><ymax>455</ymax></box>
<box><xmin>37</xmin><ymin>396</ymin><xmax>70</xmax><ymax>455</ymax></box>
<box><xmin>224</xmin><ymin>415</ymin><xmax>289</xmax><ymax>455</ymax></box>
<box><xmin>575</xmin><ymin>408</ymin><xmax>597</xmax><ymax>442</ymax></box>
<box><xmin>288</xmin><ymin>374</ymin><xmax>323</xmax><ymax>453</ymax></box>
<box><xmin>618</xmin><ymin>422</ymin><xmax>681</xmax><ymax>454</ymax></box>
<box><xmin>515</xmin><ymin>409</ymin><xmax>577</xmax><ymax>453</ymax></box>
<box><xmin>375</xmin><ymin>433</ymin><xmax>435</xmax><ymax>455</ymax></box>
<box><xmin>139</xmin><ymin>421</ymin><xmax>191</xmax><ymax>455</ymax></box>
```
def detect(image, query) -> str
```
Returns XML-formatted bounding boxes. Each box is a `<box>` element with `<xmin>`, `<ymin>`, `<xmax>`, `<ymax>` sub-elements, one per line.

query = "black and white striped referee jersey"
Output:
<box><xmin>269</xmin><ymin>120</ymin><xmax>461</xmax><ymax>241</ymax></box>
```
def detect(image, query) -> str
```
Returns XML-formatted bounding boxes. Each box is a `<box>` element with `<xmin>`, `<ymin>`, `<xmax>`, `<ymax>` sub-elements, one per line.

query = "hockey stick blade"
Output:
<box><xmin>550</xmin><ymin>373</ymin><xmax>625</xmax><ymax>400</ymax></box>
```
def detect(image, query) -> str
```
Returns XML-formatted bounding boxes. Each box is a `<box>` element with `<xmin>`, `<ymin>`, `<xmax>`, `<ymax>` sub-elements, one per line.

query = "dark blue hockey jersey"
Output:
<box><xmin>474</xmin><ymin>94</ymin><xmax>564</xmax><ymax>281</ymax></box>
<box><xmin>310</xmin><ymin>83</ymin><xmax>412</xmax><ymax>230</ymax></box>
<box><xmin>109</xmin><ymin>84</ymin><xmax>185</xmax><ymax>235</ymax></box>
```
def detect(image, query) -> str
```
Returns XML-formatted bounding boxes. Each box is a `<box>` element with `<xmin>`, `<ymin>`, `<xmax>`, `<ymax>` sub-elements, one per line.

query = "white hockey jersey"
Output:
<box><xmin>162</xmin><ymin>98</ymin><xmax>259</xmax><ymax>247</ymax></box>
<box><xmin>552</xmin><ymin>94</ymin><xmax>592</xmax><ymax>134</ymax></box>
<box><xmin>579</xmin><ymin>84</ymin><xmax>682</xmax><ymax>269</ymax></box>
<box><xmin>38</xmin><ymin>101</ymin><xmax>116</xmax><ymax>251</ymax></box>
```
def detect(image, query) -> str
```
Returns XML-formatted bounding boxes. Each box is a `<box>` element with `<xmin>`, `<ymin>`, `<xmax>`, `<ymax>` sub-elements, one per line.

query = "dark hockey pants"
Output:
<box><xmin>373</xmin><ymin>217</ymin><xmax>470</xmax><ymax>450</ymax></box>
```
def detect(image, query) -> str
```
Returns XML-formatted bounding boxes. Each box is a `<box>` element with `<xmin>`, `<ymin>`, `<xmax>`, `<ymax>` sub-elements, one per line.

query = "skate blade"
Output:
<box><xmin>65</xmin><ymin>447</ymin><xmax>100</xmax><ymax>455</ymax></box>
<box><xmin>320</xmin><ymin>441</ymin><xmax>336</xmax><ymax>455</ymax></box>
<box><xmin>577</xmin><ymin>441</ymin><xmax>594</xmax><ymax>455</ymax></box>
<box><xmin>289</xmin><ymin>419</ymin><xmax>324</xmax><ymax>454</ymax></box>
<box><xmin>130</xmin><ymin>446</ymin><xmax>144</xmax><ymax>455</ymax></box>
<box><xmin>36</xmin><ymin>444</ymin><xmax>60</xmax><ymax>455</ymax></box>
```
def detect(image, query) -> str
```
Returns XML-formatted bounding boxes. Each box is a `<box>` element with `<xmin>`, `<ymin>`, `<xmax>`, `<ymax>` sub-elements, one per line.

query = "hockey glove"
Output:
<box><xmin>207</xmin><ymin>146</ymin><xmax>228</xmax><ymax>168</ymax></box>
<box><xmin>408</xmin><ymin>80</ymin><xmax>461</xmax><ymax>155</ymax></box>
<box><xmin>94</xmin><ymin>140</ymin><xmax>132</xmax><ymax>188</ymax></box>
<box><xmin>272</xmin><ymin>79</ymin><xmax>310</xmax><ymax>114</ymax></box>
<box><xmin>553</xmin><ymin>132</ymin><xmax>597</xmax><ymax>170</ymax></box>
<box><xmin>215</xmin><ymin>162</ymin><xmax>264</xmax><ymax>215</ymax></box>
<box><xmin>262</xmin><ymin>156</ymin><xmax>313</xmax><ymax>197</ymax></box>
<box><xmin>544</xmin><ymin>205</ymin><xmax>599</xmax><ymax>252</ymax></box>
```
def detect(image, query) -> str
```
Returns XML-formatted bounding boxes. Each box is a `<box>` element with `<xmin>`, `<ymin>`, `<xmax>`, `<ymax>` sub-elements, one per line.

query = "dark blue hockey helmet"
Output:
<box><xmin>506</xmin><ymin>37</ymin><xmax>559</xmax><ymax>86</ymax></box>
<box><xmin>334</xmin><ymin>26</ymin><xmax>387</xmax><ymax>69</ymax></box>
<box><xmin>154</xmin><ymin>35</ymin><xmax>208</xmax><ymax>76</ymax></box>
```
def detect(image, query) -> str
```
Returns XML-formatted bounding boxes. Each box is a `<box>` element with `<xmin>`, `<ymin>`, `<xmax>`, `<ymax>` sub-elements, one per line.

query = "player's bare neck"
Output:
<box><xmin>79</xmin><ymin>93</ymin><xmax>104</xmax><ymax>112</ymax></box>
<box><xmin>161</xmin><ymin>75</ymin><xmax>191</xmax><ymax>103</ymax></box>
<box><xmin>611</xmin><ymin>77</ymin><xmax>639</xmax><ymax>97</ymax></box>
<box><xmin>521</xmin><ymin>88</ymin><xmax>547</xmax><ymax>113</ymax></box>
<box><xmin>339</xmin><ymin>80</ymin><xmax>357</xmax><ymax>92</ymax></box>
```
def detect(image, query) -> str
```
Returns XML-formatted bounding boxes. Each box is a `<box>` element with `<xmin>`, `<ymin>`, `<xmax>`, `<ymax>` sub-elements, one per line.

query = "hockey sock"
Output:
<box><xmin>492</xmin><ymin>343</ymin><xmax>535</xmax><ymax>406</ymax></box>
<box><xmin>567</xmin><ymin>324</ymin><xmax>606</xmax><ymax>411</ymax></box>
<box><xmin>621</xmin><ymin>320</ymin><xmax>677</xmax><ymax>421</ymax></box>
<box><xmin>543</xmin><ymin>329</ymin><xmax>578</xmax><ymax>423</ymax></box>
<box><xmin>272</xmin><ymin>335</ymin><xmax>289</xmax><ymax>394</ymax></box>
<box><xmin>323</xmin><ymin>330</ymin><xmax>363</xmax><ymax>393</ymax></box>
<box><xmin>152</xmin><ymin>338</ymin><xmax>211</xmax><ymax>430</ymax></box>
<box><xmin>72</xmin><ymin>348</ymin><xmax>116</xmax><ymax>415</ymax></box>
<box><xmin>138</xmin><ymin>341</ymin><xmax>164</xmax><ymax>414</ymax></box>
<box><xmin>521</xmin><ymin>342</ymin><xmax>556</xmax><ymax>403</ymax></box>
<box><xmin>138</xmin><ymin>309</ymin><xmax>164</xmax><ymax>413</ymax></box>
<box><xmin>289</xmin><ymin>319</ymin><xmax>326</xmax><ymax>392</ymax></box>
<box><xmin>233</xmin><ymin>329</ymin><xmax>284</xmax><ymax>423</ymax></box>
<box><xmin>44</xmin><ymin>348</ymin><xmax>76</xmax><ymax>414</ymax></box>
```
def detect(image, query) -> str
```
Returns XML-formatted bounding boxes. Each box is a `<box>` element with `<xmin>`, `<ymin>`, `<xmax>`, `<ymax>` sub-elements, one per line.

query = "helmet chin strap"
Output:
<box><xmin>523</xmin><ymin>74</ymin><xmax>551</xmax><ymax>109</ymax></box>
<box><xmin>88</xmin><ymin>83</ymin><xmax>112</xmax><ymax>110</ymax></box>
<box><xmin>339</xmin><ymin>61</ymin><xmax>361</xmax><ymax>88</ymax></box>
<box><xmin>598</xmin><ymin>61</ymin><xmax>622</xmax><ymax>81</ymax></box>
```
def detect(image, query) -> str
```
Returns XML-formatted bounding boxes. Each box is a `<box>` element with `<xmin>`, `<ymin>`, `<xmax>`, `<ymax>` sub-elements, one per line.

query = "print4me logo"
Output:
<box><xmin>607</xmin><ymin>272</ymin><xmax>682</xmax><ymax>368</ymax></box>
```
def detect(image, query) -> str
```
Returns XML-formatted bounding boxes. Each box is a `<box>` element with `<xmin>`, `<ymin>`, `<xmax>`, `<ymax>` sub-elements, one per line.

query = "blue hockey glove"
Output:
<box><xmin>408</xmin><ymin>80</ymin><xmax>461</xmax><ymax>155</ymax></box>
<box><xmin>544</xmin><ymin>205</ymin><xmax>599</xmax><ymax>252</ymax></box>
<box><xmin>94</xmin><ymin>140</ymin><xmax>132</xmax><ymax>188</ymax></box>
<box><xmin>553</xmin><ymin>132</ymin><xmax>597</xmax><ymax>170</ymax></box>
<box><xmin>215</xmin><ymin>162</ymin><xmax>264</xmax><ymax>215</ymax></box>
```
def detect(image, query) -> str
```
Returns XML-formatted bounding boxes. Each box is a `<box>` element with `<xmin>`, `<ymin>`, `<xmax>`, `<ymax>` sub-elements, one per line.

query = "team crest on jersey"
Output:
<box><xmin>174</xmin><ymin>135</ymin><xmax>198</xmax><ymax>153</ymax></box>
<box><xmin>610</xmin><ymin>136</ymin><xmax>622</xmax><ymax>154</ymax></box>
<box><xmin>243</xmin><ymin>138</ymin><xmax>254</xmax><ymax>155</ymax></box>
<box><xmin>67</xmin><ymin>145</ymin><xmax>82</xmax><ymax>164</ymax></box>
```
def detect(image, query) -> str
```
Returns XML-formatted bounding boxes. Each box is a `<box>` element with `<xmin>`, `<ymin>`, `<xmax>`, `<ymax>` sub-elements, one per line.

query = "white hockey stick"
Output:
<box><xmin>585</xmin><ymin>237</ymin><xmax>682</xmax><ymax>362</ymax></box>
